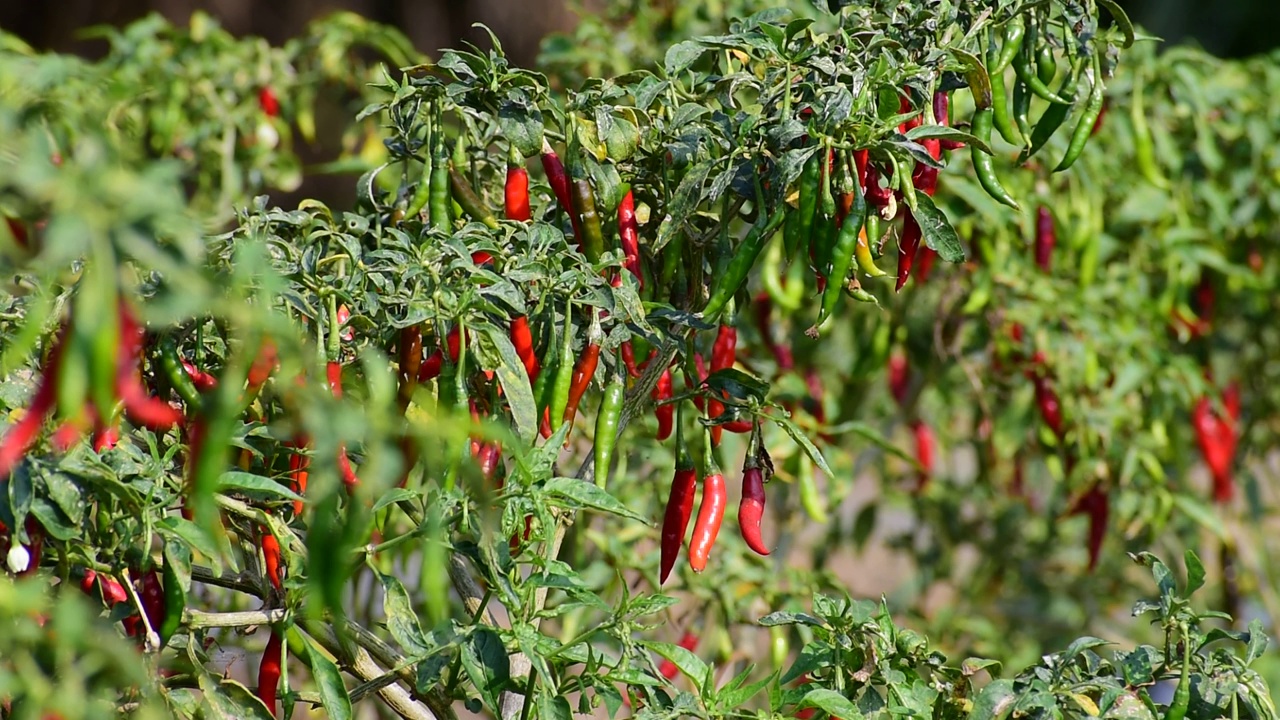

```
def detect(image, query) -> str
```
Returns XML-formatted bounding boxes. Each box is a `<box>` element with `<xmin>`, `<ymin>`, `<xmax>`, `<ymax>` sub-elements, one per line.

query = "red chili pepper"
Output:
<box><xmin>115</xmin><ymin>303</ymin><xmax>185</xmax><ymax>431</ymax></box>
<box><xmin>1033</xmin><ymin>375</ymin><xmax>1064</xmax><ymax>439</ymax></box>
<box><xmin>257</xmin><ymin>630</ymin><xmax>283</xmax><ymax>716</ymax></box>
<box><xmin>92</xmin><ymin>419</ymin><xmax>119</xmax><ymax>452</ymax></box>
<box><xmin>752</xmin><ymin>293</ymin><xmax>794</xmax><ymax>371</ymax></box>
<box><xmin>660</xmin><ymin>425</ymin><xmax>697</xmax><ymax>584</ymax></box>
<box><xmin>505</xmin><ymin>146</ymin><xmax>531</xmax><ymax>222</ymax></box>
<box><xmin>896</xmin><ymin>207</ymin><xmax>922</xmax><ymax>292</ymax></box>
<box><xmin>286</xmin><ymin>436</ymin><xmax>309</xmax><ymax>516</ymax></box>
<box><xmin>688</xmin><ymin>446</ymin><xmax>726</xmax><ymax>573</ymax></box>
<box><xmin>247</xmin><ymin>341</ymin><xmax>278</xmax><ymax>390</ymax></box>
<box><xmin>258</xmin><ymin>87</ymin><xmax>279</xmax><ymax>118</ymax></box>
<box><xmin>935</xmin><ymin>90</ymin><xmax>965</xmax><ymax>150</ymax></box>
<box><xmin>181</xmin><ymin>360</ymin><xmax>218</xmax><ymax>392</ymax></box>
<box><xmin>1193</xmin><ymin>272</ymin><xmax>1215</xmax><ymax>326</ymax></box>
<box><xmin>1070</xmin><ymin>484</ymin><xmax>1109</xmax><ymax>572</ymax></box>
<box><xmin>708</xmin><ymin>323</ymin><xmax>737</xmax><ymax>446</ymax></box>
<box><xmin>139</xmin><ymin>567</ymin><xmax>165</xmax><ymax>640</ymax></box>
<box><xmin>912</xmin><ymin>420</ymin><xmax>936</xmax><ymax>492</ymax></box>
<box><xmin>687</xmin><ymin>353</ymin><xmax>708</xmax><ymax>413</ymax></box>
<box><xmin>5</xmin><ymin>216</ymin><xmax>28</xmax><ymax>250</ymax></box>
<box><xmin>888</xmin><ymin>353</ymin><xmax>909</xmax><ymax>407</ymax></box>
<box><xmin>541</xmin><ymin>139</ymin><xmax>581</xmax><ymax>243</ymax></box>
<box><xmin>652</xmin><ymin>367</ymin><xmax>673</xmax><ymax>441</ymax></box>
<box><xmin>915</xmin><ymin>247</ymin><xmax>938</xmax><ymax>282</ymax></box>
<box><xmin>563</xmin><ymin>342</ymin><xmax>601</xmax><ymax>430</ymax></box>
<box><xmin>510</xmin><ymin>316</ymin><xmax>539</xmax><ymax>382</ymax></box>
<box><xmin>898</xmin><ymin>93</ymin><xmax>920</xmax><ymax>133</ymax></box>
<box><xmin>621</xmin><ymin>340</ymin><xmax>642</xmax><ymax>379</ymax></box>
<box><xmin>738</xmin><ymin>458</ymin><xmax>769</xmax><ymax>556</ymax></box>
<box><xmin>1035</xmin><ymin>205</ymin><xmax>1055</xmax><ymax>272</ymax></box>
<box><xmin>864</xmin><ymin>161</ymin><xmax>892</xmax><ymax>208</ymax></box>
<box><xmin>1192</xmin><ymin>393</ymin><xmax>1234</xmax><ymax>504</ymax></box>
<box><xmin>417</xmin><ymin>327</ymin><xmax>462</xmax><ymax>382</ymax></box>
<box><xmin>618</xmin><ymin>189</ymin><xmax>643</xmax><ymax>288</ymax></box>
<box><xmin>262</xmin><ymin>531</ymin><xmax>282</xmax><ymax>590</ymax></box>
<box><xmin>658</xmin><ymin>630</ymin><xmax>699</xmax><ymax>679</ymax></box>
<box><xmin>327</xmin><ymin>361</ymin><xmax>360</xmax><ymax>492</ymax></box>
<box><xmin>0</xmin><ymin>324</ymin><xmax>68</xmax><ymax>477</ymax></box>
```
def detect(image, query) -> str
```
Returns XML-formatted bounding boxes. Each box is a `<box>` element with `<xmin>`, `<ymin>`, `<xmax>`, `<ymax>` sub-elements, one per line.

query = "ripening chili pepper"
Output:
<box><xmin>258</xmin><ymin>87</ymin><xmax>279</xmax><ymax>118</ymax></box>
<box><xmin>854</xmin><ymin>222</ymin><xmax>887</xmax><ymax>279</ymax></box>
<box><xmin>702</xmin><ymin>207</ymin><xmax>787</xmax><ymax>320</ymax></box>
<box><xmin>688</xmin><ymin>433</ymin><xmax>726</xmax><ymax>573</ymax></box>
<box><xmin>562</xmin><ymin>334</ymin><xmax>601</xmax><ymax>431</ymax></box>
<box><xmin>449</xmin><ymin>162</ymin><xmax>501</xmax><ymax>230</ymax></box>
<box><xmin>618</xmin><ymin>189</ymin><xmax>642</xmax><ymax>288</ymax></box>
<box><xmin>549</xmin><ymin>306</ymin><xmax>576</xmax><ymax>432</ymax></box>
<box><xmin>912</xmin><ymin>420</ymin><xmax>936</xmax><ymax>493</ymax></box>
<box><xmin>116</xmin><ymin>304</ymin><xmax>184</xmax><ymax>431</ymax></box>
<box><xmin>541</xmin><ymin>138</ymin><xmax>581</xmax><ymax>242</ymax></box>
<box><xmin>0</xmin><ymin>324</ymin><xmax>68</xmax><ymax>478</ymax></box>
<box><xmin>658</xmin><ymin>631</ymin><xmax>699</xmax><ymax>679</ymax></box>
<box><xmin>504</xmin><ymin>145</ymin><xmax>531</xmax><ymax>222</ymax></box>
<box><xmin>738</xmin><ymin>451</ymin><xmax>770</xmax><ymax>556</ymax></box>
<box><xmin>895</xmin><ymin>207</ymin><xmax>922</xmax><ymax>292</ymax></box>
<box><xmin>1035</xmin><ymin>205</ymin><xmax>1055</xmax><ymax>271</ymax></box>
<box><xmin>261</xmin><ymin>531</ymin><xmax>282</xmax><ymax>590</ymax></box>
<box><xmin>1091</xmin><ymin>101</ymin><xmax>1108</xmax><ymax>136</ymax></box>
<box><xmin>510</xmin><ymin>316</ymin><xmax>539</xmax><ymax>382</ymax></box>
<box><xmin>653</xmin><ymin>366</ymin><xmax>673</xmax><ymax>441</ymax></box>
<box><xmin>1054</xmin><ymin>57</ymin><xmax>1105</xmax><ymax>173</ymax></box>
<box><xmin>888</xmin><ymin>354</ymin><xmax>909</xmax><ymax>408</ymax></box>
<box><xmin>157</xmin><ymin>339</ymin><xmax>202</xmax><ymax>410</ymax></box>
<box><xmin>286</xmin><ymin>437</ymin><xmax>309</xmax><ymax>516</ymax></box>
<box><xmin>659</xmin><ymin>409</ymin><xmax>697</xmax><ymax>585</ymax></box>
<box><xmin>258</xmin><ymin>630</ymin><xmax>283</xmax><ymax>716</ymax></box>
<box><xmin>594</xmin><ymin>369</ymin><xmax>626</xmax><ymax>489</ymax></box>
<box><xmin>971</xmin><ymin>108</ymin><xmax>1019</xmax><ymax>209</ymax></box>
<box><xmin>570</xmin><ymin>169</ymin><xmax>607</xmax><ymax>263</ymax></box>
<box><xmin>180</xmin><ymin>360</ymin><xmax>218</xmax><ymax>393</ymax></box>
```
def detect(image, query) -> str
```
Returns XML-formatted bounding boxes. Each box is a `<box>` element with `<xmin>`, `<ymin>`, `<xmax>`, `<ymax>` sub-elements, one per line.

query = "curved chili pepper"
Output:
<box><xmin>562</xmin><ymin>340</ymin><xmax>600</xmax><ymax>430</ymax></box>
<box><xmin>0</xmin><ymin>324</ymin><xmax>68</xmax><ymax>477</ymax></box>
<box><xmin>688</xmin><ymin>435</ymin><xmax>725</xmax><ymax>573</ymax></box>
<box><xmin>1013</xmin><ymin>39</ymin><xmax>1071</xmax><ymax>104</ymax></box>
<box><xmin>116</xmin><ymin>305</ymin><xmax>184</xmax><ymax>431</ymax></box>
<box><xmin>261</xmin><ymin>531</ymin><xmax>282</xmax><ymax>590</ymax></box>
<box><xmin>449</xmin><ymin>163</ymin><xmax>501</xmax><ymax>230</ymax></box>
<box><xmin>652</xmin><ymin>366</ymin><xmax>673</xmax><ymax>441</ymax></box>
<box><xmin>895</xmin><ymin>207</ymin><xmax>922</xmax><ymax>292</ymax></box>
<box><xmin>593</xmin><ymin>369</ymin><xmax>626</xmax><ymax>489</ymax></box>
<box><xmin>510</xmin><ymin>316</ymin><xmax>539</xmax><ymax>382</ymax></box>
<box><xmin>815</xmin><ymin>189</ymin><xmax>868</xmax><ymax>329</ymax></box>
<box><xmin>1070</xmin><ymin>483</ymin><xmax>1109</xmax><ymax>572</ymax></box>
<box><xmin>738</xmin><ymin>457</ymin><xmax>769</xmax><ymax>556</ymax></box>
<box><xmin>621</xmin><ymin>340</ymin><xmax>642</xmax><ymax>379</ymax></box>
<box><xmin>417</xmin><ymin>327</ymin><xmax>462</xmax><ymax>382</ymax></box>
<box><xmin>702</xmin><ymin>207</ymin><xmax>787</xmax><ymax>320</ymax></box>
<box><xmin>971</xmin><ymin>108</ymin><xmax>1019</xmax><ymax>209</ymax></box>
<box><xmin>1054</xmin><ymin>58</ymin><xmax>1105</xmax><ymax>173</ymax></box>
<box><xmin>257</xmin><ymin>630</ymin><xmax>283</xmax><ymax>716</ymax></box>
<box><xmin>505</xmin><ymin>145</ymin><xmax>531</xmax><ymax>222</ymax></box>
<box><xmin>541</xmin><ymin>139</ymin><xmax>580</xmax><ymax>241</ymax></box>
<box><xmin>1035</xmin><ymin>205</ymin><xmax>1055</xmax><ymax>271</ymax></box>
<box><xmin>618</xmin><ymin>189</ymin><xmax>642</xmax><ymax>288</ymax></box>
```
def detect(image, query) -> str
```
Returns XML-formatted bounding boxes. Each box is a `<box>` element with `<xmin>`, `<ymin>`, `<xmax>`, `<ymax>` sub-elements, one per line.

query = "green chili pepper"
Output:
<box><xmin>1012</xmin><ymin>73</ymin><xmax>1033</xmax><ymax>142</ymax></box>
<box><xmin>404</xmin><ymin>111</ymin><xmax>435</xmax><ymax>221</ymax></box>
<box><xmin>1130</xmin><ymin>69</ymin><xmax>1170</xmax><ymax>189</ymax></box>
<box><xmin>1054</xmin><ymin>56</ymin><xmax>1105</xmax><ymax>172</ymax></box>
<box><xmin>570</xmin><ymin>162</ymin><xmax>606</xmax><ymax>263</ymax></box>
<box><xmin>792</xmin><ymin>152</ymin><xmax>822</xmax><ymax>262</ymax></box>
<box><xmin>1013</xmin><ymin>34</ymin><xmax>1071</xmax><ymax>104</ymax></box>
<box><xmin>993</xmin><ymin>16</ymin><xmax>1025</xmax><ymax>72</ymax></box>
<box><xmin>971</xmin><ymin>108</ymin><xmax>1019</xmax><ymax>209</ymax></box>
<box><xmin>1036</xmin><ymin>42</ymin><xmax>1057</xmax><ymax>85</ymax></box>
<box><xmin>887</xmin><ymin>151</ymin><xmax>916</xmax><ymax>213</ymax></box>
<box><xmin>988</xmin><ymin>32</ymin><xmax>1023</xmax><ymax>145</ymax></box>
<box><xmin>865</xmin><ymin>210</ymin><xmax>883</xmax><ymax>258</ymax></box>
<box><xmin>593</xmin><ymin>369</ymin><xmax>626</xmax><ymax>489</ymax></box>
<box><xmin>429</xmin><ymin>113</ymin><xmax>451</xmax><ymax>234</ymax></box>
<box><xmin>189</xmin><ymin>376</ymin><xmax>236</xmax><ymax>531</ymax></box>
<box><xmin>814</xmin><ymin>188</ymin><xmax>868</xmax><ymax>331</ymax></box>
<box><xmin>448</xmin><ymin>164</ymin><xmax>501</xmax><ymax>230</ymax></box>
<box><xmin>761</xmin><ymin>233</ymin><xmax>801</xmax><ymax>311</ymax></box>
<box><xmin>1020</xmin><ymin>69</ymin><xmax>1079</xmax><ymax>162</ymax></box>
<box><xmin>159</xmin><ymin>542</ymin><xmax>186</xmax><ymax>646</ymax></box>
<box><xmin>1167</xmin><ymin>620</ymin><xmax>1192</xmax><ymax>717</ymax></box>
<box><xmin>702</xmin><ymin>206</ymin><xmax>788</xmax><ymax>321</ymax></box>
<box><xmin>158</xmin><ymin>335</ymin><xmax>203</xmax><ymax>410</ymax></box>
<box><xmin>549</xmin><ymin>302</ymin><xmax>575</xmax><ymax>430</ymax></box>
<box><xmin>660</xmin><ymin>231</ymin><xmax>684</xmax><ymax>303</ymax></box>
<box><xmin>796</xmin><ymin>452</ymin><xmax>827</xmax><ymax>524</ymax></box>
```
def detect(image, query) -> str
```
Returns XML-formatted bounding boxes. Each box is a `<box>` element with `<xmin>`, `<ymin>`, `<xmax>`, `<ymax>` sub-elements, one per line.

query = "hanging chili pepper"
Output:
<box><xmin>139</xmin><ymin>567</ymin><xmax>166</xmax><ymax>645</ymax></box>
<box><xmin>569</xmin><ymin>160</ymin><xmax>607</xmax><ymax>263</ymax></box>
<box><xmin>0</xmin><ymin>323</ymin><xmax>68</xmax><ymax>477</ymax></box>
<box><xmin>703</xmin><ymin>207</ymin><xmax>787</xmax><ymax>320</ymax></box>
<box><xmin>1035</xmin><ymin>205</ymin><xmax>1055</xmax><ymax>271</ymax></box>
<box><xmin>707</xmin><ymin>314</ymin><xmax>738</xmax><ymax>446</ymax></box>
<box><xmin>618</xmin><ymin>189</ymin><xmax>643</xmax><ymax>288</ymax></box>
<box><xmin>541</xmin><ymin>138</ymin><xmax>581</xmax><ymax>242</ymax></box>
<box><xmin>417</xmin><ymin>327</ymin><xmax>462</xmax><ymax>382</ymax></box>
<box><xmin>786</xmin><ymin>152</ymin><xmax>822</xmax><ymax>261</ymax></box>
<box><xmin>621</xmin><ymin>340</ymin><xmax>643</xmax><ymax>379</ymax></box>
<box><xmin>549</xmin><ymin>304</ymin><xmax>576</xmax><ymax>433</ymax></box>
<box><xmin>659</xmin><ymin>406</ymin><xmax>697</xmax><ymax>585</ymax></box>
<box><xmin>971</xmin><ymin>108</ymin><xmax>1019</xmax><ymax>209</ymax></box>
<box><xmin>448</xmin><ymin>162</ymin><xmax>501</xmax><ymax>230</ymax></box>
<box><xmin>738</xmin><ymin>436</ymin><xmax>770</xmax><ymax>556</ymax></box>
<box><xmin>888</xmin><ymin>353</ymin><xmax>909</xmax><ymax>408</ymax></box>
<box><xmin>1054</xmin><ymin>56</ymin><xmax>1105</xmax><ymax>173</ymax></box>
<box><xmin>286</xmin><ymin>437</ymin><xmax>309</xmax><ymax>516</ymax></box>
<box><xmin>1033</xmin><ymin>374</ymin><xmax>1064</xmax><ymax>439</ymax></box>
<box><xmin>1014</xmin><ymin>35</ymin><xmax>1071</xmax><ymax>105</ymax></box>
<box><xmin>895</xmin><ymin>207</ymin><xmax>922</xmax><ymax>292</ymax></box>
<box><xmin>327</xmin><ymin>361</ymin><xmax>360</xmax><ymax>493</ymax></box>
<box><xmin>429</xmin><ymin>114</ymin><xmax>452</xmax><ymax>234</ymax></box>
<box><xmin>116</xmin><ymin>303</ymin><xmax>184</xmax><ymax>431</ymax></box>
<box><xmin>688</xmin><ymin>432</ymin><xmax>726</xmax><ymax>573</ymax></box>
<box><xmin>934</xmin><ymin>90</ymin><xmax>964</xmax><ymax>150</ymax></box>
<box><xmin>258</xmin><ymin>87</ymin><xmax>279</xmax><ymax>118</ymax></box>
<box><xmin>653</xmin><ymin>364</ymin><xmax>674</xmax><ymax>441</ymax></box>
<box><xmin>510</xmin><ymin>316</ymin><xmax>540</xmax><ymax>382</ymax></box>
<box><xmin>594</xmin><ymin>368</ymin><xmax>626</xmax><ymax>489</ymax></box>
<box><xmin>912</xmin><ymin>420</ymin><xmax>936</xmax><ymax>493</ymax></box>
<box><xmin>1192</xmin><ymin>393</ymin><xmax>1234</xmax><ymax>504</ymax></box>
<box><xmin>262</xmin><ymin>531</ymin><xmax>282</xmax><ymax>590</ymax></box>
<box><xmin>1070</xmin><ymin>483</ymin><xmax>1108</xmax><ymax>572</ymax></box>
<box><xmin>257</xmin><ymin>630</ymin><xmax>283</xmax><ymax>716</ymax></box>
<box><xmin>505</xmin><ymin>145</ymin><xmax>531</xmax><ymax>222</ymax></box>
<box><xmin>562</xmin><ymin>322</ymin><xmax>601</xmax><ymax>431</ymax></box>
<box><xmin>814</xmin><ymin>188</ymin><xmax>869</xmax><ymax>330</ymax></box>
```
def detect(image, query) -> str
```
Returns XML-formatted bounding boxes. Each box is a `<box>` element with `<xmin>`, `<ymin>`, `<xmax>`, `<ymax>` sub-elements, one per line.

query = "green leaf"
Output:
<box><xmin>498</xmin><ymin>99</ymin><xmax>545</xmax><ymax>159</ymax></box>
<box><xmin>905</xmin><ymin>124</ymin><xmax>992</xmax><ymax>156</ymax></box>
<box><xmin>217</xmin><ymin>471</ymin><xmax>304</xmax><ymax>502</ymax></box>
<box><xmin>771</xmin><ymin>416</ymin><xmax>834</xmax><ymax>478</ymax></box>
<box><xmin>664</xmin><ymin>40</ymin><xmax>706</xmax><ymax>76</ymax></box>
<box><xmin>1098</xmin><ymin>0</ymin><xmax>1135</xmax><ymax>47</ymax></box>
<box><xmin>1062</xmin><ymin>636</ymin><xmax>1111</xmax><ymax>661</ymax></box>
<box><xmin>198</xmin><ymin>673</ymin><xmax>276</xmax><ymax>720</ymax></box>
<box><xmin>305</xmin><ymin>634</ymin><xmax>353</xmax><ymax>720</ymax></box>
<box><xmin>542</xmin><ymin>477</ymin><xmax>648</xmax><ymax>524</ymax></box>
<box><xmin>1184</xmin><ymin>549</ymin><xmax>1205</xmax><ymax>597</ymax></box>
<box><xmin>157</xmin><ymin>517</ymin><xmax>221</xmax><ymax>563</ymax></box>
<box><xmin>649</xmin><ymin>640</ymin><xmax>708</xmax><ymax>683</ymax></box>
<box><xmin>654</xmin><ymin>160</ymin><xmax>713</xmax><ymax>253</ymax></box>
<box><xmin>474</xmin><ymin>322</ymin><xmax>537</xmax><ymax>444</ymax></box>
<box><xmin>461</xmin><ymin>627</ymin><xmax>510</xmax><ymax>712</ymax></box>
<box><xmin>1171</xmin><ymin>494</ymin><xmax>1226</xmax><ymax>541</ymax></box>
<box><xmin>971</xmin><ymin>679</ymin><xmax>1016</xmax><ymax>719</ymax></box>
<box><xmin>379</xmin><ymin>573</ymin><xmax>431</xmax><ymax>656</ymax></box>
<box><xmin>912</xmin><ymin>193</ymin><xmax>965</xmax><ymax>262</ymax></box>
<box><xmin>800</xmin><ymin>689</ymin><xmax>862</xmax><ymax>718</ymax></box>
<box><xmin>951</xmin><ymin>48</ymin><xmax>991</xmax><ymax>109</ymax></box>
<box><xmin>758</xmin><ymin>611</ymin><xmax>825</xmax><ymax>627</ymax></box>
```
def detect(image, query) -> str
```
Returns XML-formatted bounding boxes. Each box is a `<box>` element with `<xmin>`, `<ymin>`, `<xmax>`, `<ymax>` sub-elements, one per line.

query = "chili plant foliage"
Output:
<box><xmin>1</xmin><ymin>1</ymin><xmax>1279</xmax><ymax>719</ymax></box>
